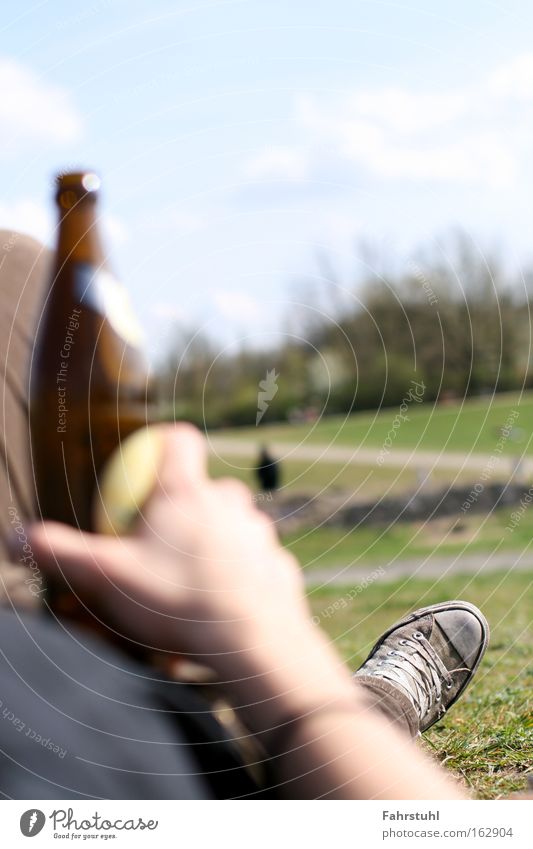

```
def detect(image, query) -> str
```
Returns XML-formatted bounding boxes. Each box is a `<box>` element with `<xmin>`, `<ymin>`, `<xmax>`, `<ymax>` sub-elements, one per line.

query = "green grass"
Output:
<box><xmin>213</xmin><ymin>390</ymin><xmax>533</xmax><ymax>456</ymax></box>
<box><xmin>309</xmin><ymin>571</ymin><xmax>532</xmax><ymax>798</ymax></box>
<box><xmin>210</xmin><ymin>455</ymin><xmax>419</xmax><ymax>496</ymax></box>
<box><xmin>209</xmin><ymin>452</ymin><xmax>484</xmax><ymax>498</ymax></box>
<box><xmin>210</xmin><ymin>393</ymin><xmax>533</xmax><ymax>796</ymax></box>
<box><xmin>284</xmin><ymin>508</ymin><xmax>533</xmax><ymax>570</ymax></box>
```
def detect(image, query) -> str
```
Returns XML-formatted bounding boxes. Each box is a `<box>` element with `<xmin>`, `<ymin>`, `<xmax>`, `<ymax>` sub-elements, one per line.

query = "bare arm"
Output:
<box><xmin>28</xmin><ymin>424</ymin><xmax>464</xmax><ymax>799</ymax></box>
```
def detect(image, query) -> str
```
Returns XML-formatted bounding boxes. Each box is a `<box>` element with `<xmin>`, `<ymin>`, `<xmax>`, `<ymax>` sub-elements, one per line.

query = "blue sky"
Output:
<box><xmin>2</xmin><ymin>0</ymin><xmax>533</xmax><ymax>361</ymax></box>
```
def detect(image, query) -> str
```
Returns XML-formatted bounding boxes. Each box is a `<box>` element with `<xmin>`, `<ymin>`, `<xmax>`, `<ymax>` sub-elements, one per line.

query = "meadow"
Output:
<box><xmin>212</xmin><ymin>390</ymin><xmax>532</xmax><ymax>455</ymax></box>
<box><xmin>310</xmin><ymin>571</ymin><xmax>532</xmax><ymax>799</ymax></box>
<box><xmin>209</xmin><ymin>395</ymin><xmax>533</xmax><ymax>798</ymax></box>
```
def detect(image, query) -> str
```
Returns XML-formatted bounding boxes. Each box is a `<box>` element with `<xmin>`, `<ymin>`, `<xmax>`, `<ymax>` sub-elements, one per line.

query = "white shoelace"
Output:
<box><xmin>365</xmin><ymin>631</ymin><xmax>457</xmax><ymax>719</ymax></box>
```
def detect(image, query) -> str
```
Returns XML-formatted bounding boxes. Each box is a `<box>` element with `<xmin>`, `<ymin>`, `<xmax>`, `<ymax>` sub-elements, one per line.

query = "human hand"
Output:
<box><xmin>28</xmin><ymin>424</ymin><xmax>307</xmax><ymax>658</ymax></box>
<box><xmin>29</xmin><ymin>423</ymin><xmax>356</xmax><ymax>736</ymax></box>
<box><xmin>29</xmin><ymin>426</ymin><xmax>464</xmax><ymax>800</ymax></box>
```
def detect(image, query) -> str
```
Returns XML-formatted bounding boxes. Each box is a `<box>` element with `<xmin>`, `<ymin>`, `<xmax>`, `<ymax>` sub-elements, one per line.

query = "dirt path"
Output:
<box><xmin>209</xmin><ymin>437</ymin><xmax>530</xmax><ymax>474</ymax></box>
<box><xmin>304</xmin><ymin>550</ymin><xmax>533</xmax><ymax>586</ymax></box>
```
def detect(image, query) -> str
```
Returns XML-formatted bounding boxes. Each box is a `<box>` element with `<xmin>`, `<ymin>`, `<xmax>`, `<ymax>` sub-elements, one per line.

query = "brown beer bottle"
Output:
<box><xmin>30</xmin><ymin>171</ymin><xmax>152</xmax><ymax>531</ymax></box>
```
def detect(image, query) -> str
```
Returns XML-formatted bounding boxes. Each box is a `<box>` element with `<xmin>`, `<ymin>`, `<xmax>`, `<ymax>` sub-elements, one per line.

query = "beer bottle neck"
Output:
<box><xmin>56</xmin><ymin>199</ymin><xmax>107</xmax><ymax>266</ymax></box>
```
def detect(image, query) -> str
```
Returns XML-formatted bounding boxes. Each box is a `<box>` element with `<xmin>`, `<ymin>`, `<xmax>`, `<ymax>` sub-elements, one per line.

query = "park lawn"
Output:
<box><xmin>309</xmin><ymin>570</ymin><xmax>532</xmax><ymax>799</ymax></box>
<box><xmin>208</xmin><ymin>453</ymin><xmax>481</xmax><ymax>496</ymax></box>
<box><xmin>207</xmin><ymin>455</ymin><xmax>411</xmax><ymax>493</ymax></box>
<box><xmin>213</xmin><ymin>390</ymin><xmax>533</xmax><ymax>456</ymax></box>
<box><xmin>283</xmin><ymin>508</ymin><xmax>533</xmax><ymax>570</ymax></box>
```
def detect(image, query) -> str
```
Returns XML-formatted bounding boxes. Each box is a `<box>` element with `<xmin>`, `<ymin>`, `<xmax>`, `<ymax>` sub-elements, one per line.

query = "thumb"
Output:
<box><xmin>151</xmin><ymin>422</ymin><xmax>208</xmax><ymax>496</ymax></box>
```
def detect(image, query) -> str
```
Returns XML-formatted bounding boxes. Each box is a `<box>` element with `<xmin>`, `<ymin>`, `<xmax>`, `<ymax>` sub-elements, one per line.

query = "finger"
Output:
<box><xmin>93</xmin><ymin>423</ymin><xmax>209</xmax><ymax>536</ymax></box>
<box><xmin>28</xmin><ymin>521</ymin><xmax>138</xmax><ymax>596</ymax></box>
<box><xmin>214</xmin><ymin>477</ymin><xmax>253</xmax><ymax>507</ymax></box>
<box><xmin>152</xmin><ymin>422</ymin><xmax>209</xmax><ymax>495</ymax></box>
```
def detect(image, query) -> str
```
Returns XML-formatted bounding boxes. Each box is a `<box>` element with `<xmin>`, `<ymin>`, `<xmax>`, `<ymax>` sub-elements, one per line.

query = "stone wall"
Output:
<box><xmin>263</xmin><ymin>481</ymin><xmax>528</xmax><ymax>533</ymax></box>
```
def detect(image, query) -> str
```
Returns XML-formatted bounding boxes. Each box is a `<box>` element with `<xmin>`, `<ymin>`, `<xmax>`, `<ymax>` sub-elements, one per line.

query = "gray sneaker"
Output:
<box><xmin>354</xmin><ymin>600</ymin><xmax>489</xmax><ymax>734</ymax></box>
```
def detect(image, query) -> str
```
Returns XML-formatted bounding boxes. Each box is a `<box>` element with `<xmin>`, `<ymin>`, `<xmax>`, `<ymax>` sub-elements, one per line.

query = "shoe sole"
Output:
<box><xmin>366</xmin><ymin>600</ymin><xmax>490</xmax><ymax>732</ymax></box>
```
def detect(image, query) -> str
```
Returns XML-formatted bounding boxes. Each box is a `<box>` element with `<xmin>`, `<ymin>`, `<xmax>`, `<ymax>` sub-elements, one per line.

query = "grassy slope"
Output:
<box><xmin>310</xmin><ymin>571</ymin><xmax>532</xmax><ymax>799</ymax></box>
<box><xmin>213</xmin><ymin>391</ymin><xmax>533</xmax><ymax>455</ymax></box>
<box><xmin>284</xmin><ymin>508</ymin><xmax>533</xmax><ymax>570</ymax></box>
<box><xmin>211</xmin><ymin>396</ymin><xmax>533</xmax><ymax>797</ymax></box>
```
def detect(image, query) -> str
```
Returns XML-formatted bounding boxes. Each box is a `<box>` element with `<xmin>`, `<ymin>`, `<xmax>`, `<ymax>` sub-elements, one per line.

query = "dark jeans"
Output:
<box><xmin>0</xmin><ymin>230</ymin><xmax>259</xmax><ymax>799</ymax></box>
<box><xmin>0</xmin><ymin>608</ymin><xmax>260</xmax><ymax>799</ymax></box>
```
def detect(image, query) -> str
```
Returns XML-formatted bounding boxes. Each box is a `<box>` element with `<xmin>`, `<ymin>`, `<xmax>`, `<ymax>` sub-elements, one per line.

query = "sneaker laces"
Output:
<box><xmin>365</xmin><ymin>630</ymin><xmax>463</xmax><ymax>720</ymax></box>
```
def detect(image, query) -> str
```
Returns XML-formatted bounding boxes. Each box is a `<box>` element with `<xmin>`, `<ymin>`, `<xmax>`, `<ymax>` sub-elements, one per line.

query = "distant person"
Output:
<box><xmin>256</xmin><ymin>445</ymin><xmax>280</xmax><ymax>492</ymax></box>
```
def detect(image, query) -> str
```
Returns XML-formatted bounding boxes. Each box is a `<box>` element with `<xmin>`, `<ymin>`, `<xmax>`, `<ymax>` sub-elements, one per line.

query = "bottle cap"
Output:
<box><xmin>55</xmin><ymin>171</ymin><xmax>101</xmax><ymax>207</ymax></box>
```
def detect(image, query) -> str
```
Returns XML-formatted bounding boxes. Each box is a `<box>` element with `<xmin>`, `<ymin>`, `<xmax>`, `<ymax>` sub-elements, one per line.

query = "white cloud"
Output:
<box><xmin>0</xmin><ymin>199</ymin><xmax>51</xmax><ymax>243</ymax></box>
<box><xmin>269</xmin><ymin>57</ymin><xmax>533</xmax><ymax>190</ymax></box>
<box><xmin>297</xmin><ymin>106</ymin><xmax>516</xmax><ymax>188</ymax></box>
<box><xmin>103</xmin><ymin>213</ymin><xmax>129</xmax><ymax>246</ymax></box>
<box><xmin>337</xmin><ymin>124</ymin><xmax>515</xmax><ymax>187</ymax></box>
<box><xmin>243</xmin><ymin>145</ymin><xmax>310</xmax><ymax>181</ymax></box>
<box><xmin>488</xmin><ymin>53</ymin><xmax>533</xmax><ymax>99</ymax></box>
<box><xmin>212</xmin><ymin>290</ymin><xmax>261</xmax><ymax>322</ymax></box>
<box><xmin>311</xmin><ymin>210</ymin><xmax>362</xmax><ymax>255</ymax></box>
<box><xmin>0</xmin><ymin>58</ymin><xmax>82</xmax><ymax>153</ymax></box>
<box><xmin>141</xmin><ymin>206</ymin><xmax>205</xmax><ymax>236</ymax></box>
<box><xmin>335</xmin><ymin>119</ymin><xmax>384</xmax><ymax>159</ymax></box>
<box><xmin>346</xmin><ymin>88</ymin><xmax>469</xmax><ymax>134</ymax></box>
<box><xmin>166</xmin><ymin>210</ymin><xmax>205</xmax><ymax>233</ymax></box>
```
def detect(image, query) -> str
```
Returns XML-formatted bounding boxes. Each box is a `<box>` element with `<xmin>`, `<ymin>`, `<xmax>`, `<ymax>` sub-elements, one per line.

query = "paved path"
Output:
<box><xmin>209</xmin><ymin>437</ymin><xmax>530</xmax><ymax>474</ymax></box>
<box><xmin>304</xmin><ymin>551</ymin><xmax>533</xmax><ymax>586</ymax></box>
